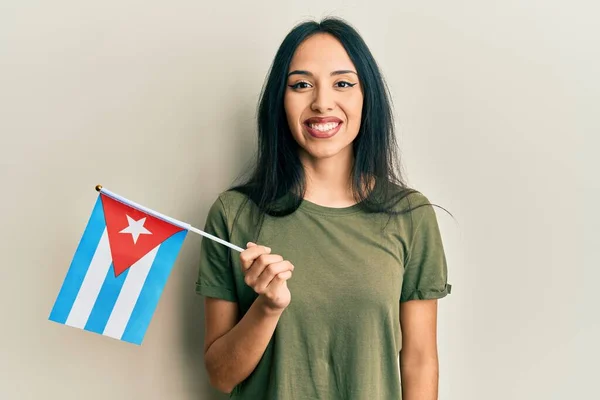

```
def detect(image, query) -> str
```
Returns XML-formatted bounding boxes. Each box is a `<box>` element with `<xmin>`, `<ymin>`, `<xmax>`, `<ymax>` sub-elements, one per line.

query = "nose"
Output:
<box><xmin>311</xmin><ymin>86</ymin><xmax>334</xmax><ymax>113</ymax></box>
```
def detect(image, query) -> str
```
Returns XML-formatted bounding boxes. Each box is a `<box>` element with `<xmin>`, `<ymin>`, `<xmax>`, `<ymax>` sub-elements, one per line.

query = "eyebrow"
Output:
<box><xmin>287</xmin><ymin>70</ymin><xmax>358</xmax><ymax>78</ymax></box>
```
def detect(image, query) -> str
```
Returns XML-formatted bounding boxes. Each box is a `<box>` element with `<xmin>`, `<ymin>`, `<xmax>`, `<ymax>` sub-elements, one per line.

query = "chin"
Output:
<box><xmin>302</xmin><ymin>142</ymin><xmax>352</xmax><ymax>160</ymax></box>
<box><xmin>292</xmin><ymin>126</ymin><xmax>357</xmax><ymax>160</ymax></box>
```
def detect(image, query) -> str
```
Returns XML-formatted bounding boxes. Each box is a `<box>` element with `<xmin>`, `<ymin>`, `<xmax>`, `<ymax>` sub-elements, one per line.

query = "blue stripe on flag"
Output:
<box><xmin>84</xmin><ymin>264</ymin><xmax>129</xmax><ymax>334</ymax></box>
<box><xmin>121</xmin><ymin>230</ymin><xmax>188</xmax><ymax>345</ymax></box>
<box><xmin>49</xmin><ymin>195</ymin><xmax>106</xmax><ymax>324</ymax></box>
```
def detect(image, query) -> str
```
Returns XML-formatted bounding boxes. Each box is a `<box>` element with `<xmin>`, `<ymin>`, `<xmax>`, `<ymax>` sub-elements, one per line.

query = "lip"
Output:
<box><xmin>304</xmin><ymin>116</ymin><xmax>343</xmax><ymax>125</ymax></box>
<box><xmin>303</xmin><ymin>116</ymin><xmax>343</xmax><ymax>139</ymax></box>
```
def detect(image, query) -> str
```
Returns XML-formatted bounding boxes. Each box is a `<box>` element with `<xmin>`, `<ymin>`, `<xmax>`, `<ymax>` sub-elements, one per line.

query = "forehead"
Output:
<box><xmin>289</xmin><ymin>33</ymin><xmax>356</xmax><ymax>71</ymax></box>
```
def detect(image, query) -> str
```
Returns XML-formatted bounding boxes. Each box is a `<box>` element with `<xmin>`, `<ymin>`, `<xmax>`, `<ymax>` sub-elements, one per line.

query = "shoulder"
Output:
<box><xmin>205</xmin><ymin>189</ymin><xmax>259</xmax><ymax>228</ymax></box>
<box><xmin>386</xmin><ymin>183</ymin><xmax>434</xmax><ymax>215</ymax></box>
<box><xmin>214</xmin><ymin>189</ymin><xmax>252</xmax><ymax>213</ymax></box>
<box><xmin>384</xmin><ymin>185</ymin><xmax>439</xmax><ymax>233</ymax></box>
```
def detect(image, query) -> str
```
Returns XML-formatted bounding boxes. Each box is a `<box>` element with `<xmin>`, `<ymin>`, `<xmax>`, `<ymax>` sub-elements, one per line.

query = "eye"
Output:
<box><xmin>288</xmin><ymin>81</ymin><xmax>312</xmax><ymax>90</ymax></box>
<box><xmin>335</xmin><ymin>81</ymin><xmax>357</xmax><ymax>88</ymax></box>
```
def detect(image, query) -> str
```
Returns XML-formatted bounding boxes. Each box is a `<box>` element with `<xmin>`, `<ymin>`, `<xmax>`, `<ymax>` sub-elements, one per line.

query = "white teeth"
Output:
<box><xmin>309</xmin><ymin>122</ymin><xmax>339</xmax><ymax>132</ymax></box>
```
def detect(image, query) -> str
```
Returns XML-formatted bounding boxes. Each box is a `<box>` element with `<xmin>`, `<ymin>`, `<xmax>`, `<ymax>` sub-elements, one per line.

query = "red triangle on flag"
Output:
<box><xmin>100</xmin><ymin>193</ymin><xmax>185</xmax><ymax>277</ymax></box>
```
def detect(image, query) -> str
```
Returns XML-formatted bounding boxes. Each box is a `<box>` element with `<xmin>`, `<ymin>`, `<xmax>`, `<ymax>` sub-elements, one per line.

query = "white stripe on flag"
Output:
<box><xmin>65</xmin><ymin>228</ymin><xmax>112</xmax><ymax>329</ymax></box>
<box><xmin>102</xmin><ymin>245</ymin><xmax>159</xmax><ymax>340</ymax></box>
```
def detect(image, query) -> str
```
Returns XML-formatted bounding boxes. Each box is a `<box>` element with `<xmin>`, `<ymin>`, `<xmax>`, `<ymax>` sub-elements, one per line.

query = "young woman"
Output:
<box><xmin>195</xmin><ymin>17</ymin><xmax>452</xmax><ymax>399</ymax></box>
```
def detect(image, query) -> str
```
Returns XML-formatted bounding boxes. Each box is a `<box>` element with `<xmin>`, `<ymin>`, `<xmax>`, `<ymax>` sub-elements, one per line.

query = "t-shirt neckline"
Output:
<box><xmin>298</xmin><ymin>198</ymin><xmax>364</xmax><ymax>216</ymax></box>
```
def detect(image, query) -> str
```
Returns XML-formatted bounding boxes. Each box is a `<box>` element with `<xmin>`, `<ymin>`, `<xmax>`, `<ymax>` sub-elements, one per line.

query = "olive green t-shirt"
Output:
<box><xmin>195</xmin><ymin>189</ymin><xmax>451</xmax><ymax>399</ymax></box>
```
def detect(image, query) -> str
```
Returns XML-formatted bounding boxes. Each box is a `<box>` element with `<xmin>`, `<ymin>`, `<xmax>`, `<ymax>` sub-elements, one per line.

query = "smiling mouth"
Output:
<box><xmin>303</xmin><ymin>118</ymin><xmax>343</xmax><ymax>138</ymax></box>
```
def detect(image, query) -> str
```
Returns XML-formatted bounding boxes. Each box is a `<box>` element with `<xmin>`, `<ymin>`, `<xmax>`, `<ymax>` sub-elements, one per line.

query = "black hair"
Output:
<box><xmin>229</xmin><ymin>17</ymin><xmax>450</xmax><ymax>224</ymax></box>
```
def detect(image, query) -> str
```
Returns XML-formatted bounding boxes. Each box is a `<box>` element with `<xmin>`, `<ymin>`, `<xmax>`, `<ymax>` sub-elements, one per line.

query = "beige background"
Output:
<box><xmin>1</xmin><ymin>1</ymin><xmax>597</xmax><ymax>399</ymax></box>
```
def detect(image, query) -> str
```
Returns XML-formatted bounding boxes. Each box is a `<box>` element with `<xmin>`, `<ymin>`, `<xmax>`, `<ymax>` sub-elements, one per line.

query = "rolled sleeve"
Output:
<box><xmin>195</xmin><ymin>195</ymin><xmax>238</xmax><ymax>302</ymax></box>
<box><xmin>400</xmin><ymin>193</ymin><xmax>452</xmax><ymax>303</ymax></box>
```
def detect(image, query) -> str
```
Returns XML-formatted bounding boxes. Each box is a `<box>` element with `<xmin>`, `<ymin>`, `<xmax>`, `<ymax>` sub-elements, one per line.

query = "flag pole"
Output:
<box><xmin>95</xmin><ymin>185</ymin><xmax>245</xmax><ymax>253</ymax></box>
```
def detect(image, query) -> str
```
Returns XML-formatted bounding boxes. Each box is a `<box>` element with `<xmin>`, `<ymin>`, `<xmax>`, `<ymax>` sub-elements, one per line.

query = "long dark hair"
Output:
<box><xmin>230</xmin><ymin>17</ymin><xmax>447</xmax><ymax>222</ymax></box>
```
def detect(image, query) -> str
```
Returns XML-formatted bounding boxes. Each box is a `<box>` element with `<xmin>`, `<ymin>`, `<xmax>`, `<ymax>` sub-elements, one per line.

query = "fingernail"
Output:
<box><xmin>265</xmin><ymin>247</ymin><xmax>271</xmax><ymax>252</ymax></box>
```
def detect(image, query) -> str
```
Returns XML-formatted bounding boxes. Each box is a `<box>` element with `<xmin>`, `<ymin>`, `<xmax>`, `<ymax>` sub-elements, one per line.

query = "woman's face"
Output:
<box><xmin>284</xmin><ymin>33</ymin><xmax>363</xmax><ymax>161</ymax></box>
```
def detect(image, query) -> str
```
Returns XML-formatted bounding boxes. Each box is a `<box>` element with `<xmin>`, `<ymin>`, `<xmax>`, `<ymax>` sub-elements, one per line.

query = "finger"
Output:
<box><xmin>275</xmin><ymin>271</ymin><xmax>292</xmax><ymax>281</ymax></box>
<box><xmin>265</xmin><ymin>271</ymin><xmax>292</xmax><ymax>291</ymax></box>
<box><xmin>253</xmin><ymin>260</ymin><xmax>293</xmax><ymax>292</ymax></box>
<box><xmin>239</xmin><ymin>244</ymin><xmax>271</xmax><ymax>271</ymax></box>
<box><xmin>244</xmin><ymin>254</ymin><xmax>284</xmax><ymax>288</ymax></box>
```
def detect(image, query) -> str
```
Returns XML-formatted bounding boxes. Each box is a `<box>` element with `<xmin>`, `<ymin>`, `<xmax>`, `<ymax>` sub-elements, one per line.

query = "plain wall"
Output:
<box><xmin>1</xmin><ymin>1</ymin><xmax>597</xmax><ymax>399</ymax></box>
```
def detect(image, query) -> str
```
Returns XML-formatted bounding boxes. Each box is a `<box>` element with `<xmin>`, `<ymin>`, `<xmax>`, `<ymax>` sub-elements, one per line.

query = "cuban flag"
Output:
<box><xmin>49</xmin><ymin>188</ymin><xmax>189</xmax><ymax>345</ymax></box>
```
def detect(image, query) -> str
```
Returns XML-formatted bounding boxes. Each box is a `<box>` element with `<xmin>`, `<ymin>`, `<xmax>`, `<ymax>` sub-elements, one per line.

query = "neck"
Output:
<box><xmin>299</xmin><ymin>148</ymin><xmax>356</xmax><ymax>208</ymax></box>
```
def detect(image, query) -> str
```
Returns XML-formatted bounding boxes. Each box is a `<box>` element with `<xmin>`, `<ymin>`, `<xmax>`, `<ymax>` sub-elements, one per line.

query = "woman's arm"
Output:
<box><xmin>203</xmin><ymin>296</ymin><xmax>284</xmax><ymax>393</ymax></box>
<box><xmin>202</xmin><ymin>243</ymin><xmax>294</xmax><ymax>393</ymax></box>
<box><xmin>399</xmin><ymin>299</ymin><xmax>440</xmax><ymax>400</ymax></box>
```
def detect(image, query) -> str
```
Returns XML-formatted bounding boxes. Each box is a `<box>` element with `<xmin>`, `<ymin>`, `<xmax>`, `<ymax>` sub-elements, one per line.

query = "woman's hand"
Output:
<box><xmin>204</xmin><ymin>242</ymin><xmax>295</xmax><ymax>393</ymax></box>
<box><xmin>239</xmin><ymin>242</ymin><xmax>294</xmax><ymax>312</ymax></box>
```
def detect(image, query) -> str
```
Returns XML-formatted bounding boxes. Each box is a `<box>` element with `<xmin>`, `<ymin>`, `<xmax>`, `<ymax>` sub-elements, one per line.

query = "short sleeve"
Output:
<box><xmin>400</xmin><ymin>195</ymin><xmax>452</xmax><ymax>302</ymax></box>
<box><xmin>195</xmin><ymin>195</ymin><xmax>238</xmax><ymax>302</ymax></box>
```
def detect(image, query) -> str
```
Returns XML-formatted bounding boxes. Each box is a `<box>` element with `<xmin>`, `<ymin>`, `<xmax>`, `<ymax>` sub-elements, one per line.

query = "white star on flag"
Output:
<box><xmin>119</xmin><ymin>215</ymin><xmax>152</xmax><ymax>244</ymax></box>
